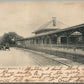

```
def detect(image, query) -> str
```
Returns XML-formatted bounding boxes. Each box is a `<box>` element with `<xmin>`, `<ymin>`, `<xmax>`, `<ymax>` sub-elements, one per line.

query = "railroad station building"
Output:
<box><xmin>16</xmin><ymin>17</ymin><xmax>84</xmax><ymax>49</ymax></box>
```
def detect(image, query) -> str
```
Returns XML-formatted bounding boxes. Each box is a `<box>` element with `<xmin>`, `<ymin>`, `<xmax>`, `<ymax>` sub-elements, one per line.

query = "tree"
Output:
<box><xmin>0</xmin><ymin>32</ymin><xmax>23</xmax><ymax>46</ymax></box>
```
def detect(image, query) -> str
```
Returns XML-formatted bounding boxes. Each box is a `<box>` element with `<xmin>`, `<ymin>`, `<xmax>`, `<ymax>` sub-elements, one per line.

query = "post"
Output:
<box><xmin>82</xmin><ymin>32</ymin><xmax>84</xmax><ymax>50</ymax></box>
<box><xmin>67</xmin><ymin>37</ymin><xmax>69</xmax><ymax>49</ymax></box>
<box><xmin>57</xmin><ymin>36</ymin><xmax>61</xmax><ymax>44</ymax></box>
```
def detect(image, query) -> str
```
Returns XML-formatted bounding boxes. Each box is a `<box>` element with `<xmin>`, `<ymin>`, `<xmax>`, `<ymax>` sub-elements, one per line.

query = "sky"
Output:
<box><xmin>0</xmin><ymin>1</ymin><xmax>84</xmax><ymax>38</ymax></box>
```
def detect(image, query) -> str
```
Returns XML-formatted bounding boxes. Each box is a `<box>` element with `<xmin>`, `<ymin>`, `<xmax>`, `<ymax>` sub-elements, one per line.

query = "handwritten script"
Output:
<box><xmin>0</xmin><ymin>66</ymin><xmax>84</xmax><ymax>83</ymax></box>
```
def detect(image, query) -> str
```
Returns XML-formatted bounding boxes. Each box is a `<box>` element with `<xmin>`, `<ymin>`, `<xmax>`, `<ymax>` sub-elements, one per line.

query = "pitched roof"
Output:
<box><xmin>17</xmin><ymin>23</ymin><xmax>84</xmax><ymax>41</ymax></box>
<box><xmin>33</xmin><ymin>19</ymin><xmax>69</xmax><ymax>34</ymax></box>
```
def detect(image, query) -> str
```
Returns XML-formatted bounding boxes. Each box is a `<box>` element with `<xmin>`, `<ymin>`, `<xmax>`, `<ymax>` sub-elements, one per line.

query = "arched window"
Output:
<box><xmin>71</xmin><ymin>31</ymin><xmax>82</xmax><ymax>36</ymax></box>
<box><xmin>69</xmin><ymin>31</ymin><xmax>82</xmax><ymax>44</ymax></box>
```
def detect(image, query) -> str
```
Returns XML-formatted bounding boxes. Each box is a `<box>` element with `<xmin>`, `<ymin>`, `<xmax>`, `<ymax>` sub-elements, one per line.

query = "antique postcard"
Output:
<box><xmin>0</xmin><ymin>1</ymin><xmax>84</xmax><ymax>83</ymax></box>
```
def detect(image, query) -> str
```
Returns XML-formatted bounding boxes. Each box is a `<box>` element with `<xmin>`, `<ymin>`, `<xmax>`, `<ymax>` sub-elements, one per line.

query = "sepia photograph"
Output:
<box><xmin>0</xmin><ymin>1</ymin><xmax>84</xmax><ymax>83</ymax></box>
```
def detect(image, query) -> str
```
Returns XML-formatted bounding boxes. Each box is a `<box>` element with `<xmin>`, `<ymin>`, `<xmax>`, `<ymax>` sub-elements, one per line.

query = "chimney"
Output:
<box><xmin>52</xmin><ymin>17</ymin><xmax>56</xmax><ymax>26</ymax></box>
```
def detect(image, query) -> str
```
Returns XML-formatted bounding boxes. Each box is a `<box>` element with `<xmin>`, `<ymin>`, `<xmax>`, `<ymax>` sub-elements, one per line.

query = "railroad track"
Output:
<box><xmin>20</xmin><ymin>48</ymin><xmax>72</xmax><ymax>66</ymax></box>
<box><xmin>32</xmin><ymin>51</ymin><xmax>71</xmax><ymax>67</ymax></box>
